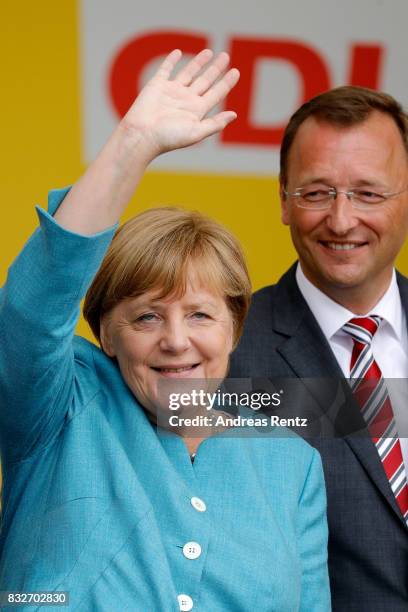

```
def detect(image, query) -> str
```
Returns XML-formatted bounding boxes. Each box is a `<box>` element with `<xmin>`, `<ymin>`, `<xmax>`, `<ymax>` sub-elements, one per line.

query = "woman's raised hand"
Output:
<box><xmin>121</xmin><ymin>49</ymin><xmax>240</xmax><ymax>159</ymax></box>
<box><xmin>54</xmin><ymin>49</ymin><xmax>239</xmax><ymax>235</ymax></box>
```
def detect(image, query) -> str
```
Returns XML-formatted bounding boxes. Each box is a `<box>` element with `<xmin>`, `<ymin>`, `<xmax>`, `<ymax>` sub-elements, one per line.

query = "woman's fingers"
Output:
<box><xmin>155</xmin><ymin>49</ymin><xmax>183</xmax><ymax>80</ymax></box>
<box><xmin>189</xmin><ymin>52</ymin><xmax>231</xmax><ymax>96</ymax></box>
<box><xmin>173</xmin><ymin>49</ymin><xmax>214</xmax><ymax>85</ymax></box>
<box><xmin>202</xmin><ymin>67</ymin><xmax>240</xmax><ymax>111</ymax></box>
<box><xmin>194</xmin><ymin>111</ymin><xmax>238</xmax><ymax>141</ymax></box>
<box><xmin>147</xmin><ymin>48</ymin><xmax>239</xmax><ymax>148</ymax></box>
<box><xmin>154</xmin><ymin>50</ymin><xmax>239</xmax><ymax>113</ymax></box>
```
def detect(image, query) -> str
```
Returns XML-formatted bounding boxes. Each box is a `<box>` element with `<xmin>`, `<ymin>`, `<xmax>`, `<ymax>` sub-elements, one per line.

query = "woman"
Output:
<box><xmin>0</xmin><ymin>50</ymin><xmax>330</xmax><ymax>610</ymax></box>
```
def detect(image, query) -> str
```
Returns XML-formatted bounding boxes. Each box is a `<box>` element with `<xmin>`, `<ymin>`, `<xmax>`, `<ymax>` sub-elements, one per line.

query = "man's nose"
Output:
<box><xmin>325</xmin><ymin>193</ymin><xmax>360</xmax><ymax>235</ymax></box>
<box><xmin>159</xmin><ymin>319</ymin><xmax>191</xmax><ymax>352</ymax></box>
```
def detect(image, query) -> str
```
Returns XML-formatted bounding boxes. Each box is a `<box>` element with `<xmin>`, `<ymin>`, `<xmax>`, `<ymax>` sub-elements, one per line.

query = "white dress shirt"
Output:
<box><xmin>296</xmin><ymin>264</ymin><xmax>408</xmax><ymax>468</ymax></box>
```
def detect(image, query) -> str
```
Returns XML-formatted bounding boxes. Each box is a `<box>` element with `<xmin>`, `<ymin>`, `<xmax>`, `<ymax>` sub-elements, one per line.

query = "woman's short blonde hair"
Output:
<box><xmin>83</xmin><ymin>207</ymin><xmax>251</xmax><ymax>346</ymax></box>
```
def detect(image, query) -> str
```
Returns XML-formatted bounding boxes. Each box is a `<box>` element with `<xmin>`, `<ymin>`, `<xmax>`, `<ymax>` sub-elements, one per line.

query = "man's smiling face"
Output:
<box><xmin>280</xmin><ymin>111</ymin><xmax>408</xmax><ymax>305</ymax></box>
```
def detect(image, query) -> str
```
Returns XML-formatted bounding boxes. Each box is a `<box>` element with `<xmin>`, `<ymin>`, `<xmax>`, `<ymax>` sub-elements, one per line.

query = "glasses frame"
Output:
<box><xmin>282</xmin><ymin>185</ymin><xmax>408</xmax><ymax>211</ymax></box>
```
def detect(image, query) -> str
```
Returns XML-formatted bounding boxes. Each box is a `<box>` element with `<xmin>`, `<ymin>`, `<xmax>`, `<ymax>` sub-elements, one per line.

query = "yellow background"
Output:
<box><xmin>1</xmin><ymin>0</ymin><xmax>408</xmax><ymax>347</ymax></box>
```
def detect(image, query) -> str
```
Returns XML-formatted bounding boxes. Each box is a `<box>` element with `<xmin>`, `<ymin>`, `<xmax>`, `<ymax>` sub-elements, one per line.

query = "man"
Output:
<box><xmin>230</xmin><ymin>87</ymin><xmax>408</xmax><ymax>611</ymax></box>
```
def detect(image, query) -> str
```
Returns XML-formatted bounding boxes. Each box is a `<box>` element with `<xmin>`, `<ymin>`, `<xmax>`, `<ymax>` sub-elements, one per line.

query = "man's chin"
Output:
<box><xmin>309</xmin><ymin>264</ymin><xmax>368</xmax><ymax>292</ymax></box>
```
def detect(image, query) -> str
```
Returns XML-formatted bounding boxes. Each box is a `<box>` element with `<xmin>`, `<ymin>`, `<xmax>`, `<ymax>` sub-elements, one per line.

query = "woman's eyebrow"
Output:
<box><xmin>125</xmin><ymin>297</ymin><xmax>219</xmax><ymax>310</ymax></box>
<box><xmin>187</xmin><ymin>300</ymin><xmax>218</xmax><ymax>308</ymax></box>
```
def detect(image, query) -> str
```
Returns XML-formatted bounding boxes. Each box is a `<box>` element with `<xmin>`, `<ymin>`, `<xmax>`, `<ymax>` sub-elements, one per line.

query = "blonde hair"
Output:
<box><xmin>83</xmin><ymin>207</ymin><xmax>251</xmax><ymax>346</ymax></box>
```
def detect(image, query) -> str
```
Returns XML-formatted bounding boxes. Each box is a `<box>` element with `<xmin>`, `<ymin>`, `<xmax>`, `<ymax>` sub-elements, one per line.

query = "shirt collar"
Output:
<box><xmin>295</xmin><ymin>263</ymin><xmax>403</xmax><ymax>342</ymax></box>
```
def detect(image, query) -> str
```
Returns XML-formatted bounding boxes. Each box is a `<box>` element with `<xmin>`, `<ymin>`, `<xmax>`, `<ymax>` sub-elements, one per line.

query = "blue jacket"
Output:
<box><xmin>0</xmin><ymin>189</ymin><xmax>330</xmax><ymax>611</ymax></box>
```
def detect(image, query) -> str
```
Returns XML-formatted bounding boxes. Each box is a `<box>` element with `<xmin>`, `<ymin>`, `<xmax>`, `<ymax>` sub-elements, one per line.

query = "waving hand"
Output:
<box><xmin>122</xmin><ymin>49</ymin><xmax>240</xmax><ymax>158</ymax></box>
<box><xmin>54</xmin><ymin>49</ymin><xmax>239</xmax><ymax>234</ymax></box>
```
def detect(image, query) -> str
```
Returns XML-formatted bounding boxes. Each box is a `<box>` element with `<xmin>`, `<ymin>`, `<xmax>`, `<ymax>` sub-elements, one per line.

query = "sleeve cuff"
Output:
<box><xmin>31</xmin><ymin>188</ymin><xmax>118</xmax><ymax>299</ymax></box>
<box><xmin>39</xmin><ymin>185</ymin><xmax>119</xmax><ymax>238</ymax></box>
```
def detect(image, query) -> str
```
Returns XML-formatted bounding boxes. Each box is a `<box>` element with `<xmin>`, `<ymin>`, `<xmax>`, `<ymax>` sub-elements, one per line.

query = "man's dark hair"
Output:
<box><xmin>280</xmin><ymin>86</ymin><xmax>408</xmax><ymax>187</ymax></box>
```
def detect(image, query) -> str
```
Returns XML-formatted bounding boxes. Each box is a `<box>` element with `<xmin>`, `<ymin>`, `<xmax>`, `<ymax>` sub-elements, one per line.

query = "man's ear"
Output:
<box><xmin>280</xmin><ymin>181</ymin><xmax>290</xmax><ymax>225</ymax></box>
<box><xmin>100</xmin><ymin>315</ymin><xmax>116</xmax><ymax>357</ymax></box>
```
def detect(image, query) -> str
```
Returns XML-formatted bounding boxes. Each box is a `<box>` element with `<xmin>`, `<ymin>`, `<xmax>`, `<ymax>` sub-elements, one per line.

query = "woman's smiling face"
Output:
<box><xmin>100</xmin><ymin>266</ymin><xmax>234</xmax><ymax>419</ymax></box>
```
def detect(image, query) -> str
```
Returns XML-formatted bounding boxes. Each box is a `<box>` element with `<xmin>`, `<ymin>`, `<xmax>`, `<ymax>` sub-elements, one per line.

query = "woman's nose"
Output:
<box><xmin>159</xmin><ymin>319</ymin><xmax>191</xmax><ymax>352</ymax></box>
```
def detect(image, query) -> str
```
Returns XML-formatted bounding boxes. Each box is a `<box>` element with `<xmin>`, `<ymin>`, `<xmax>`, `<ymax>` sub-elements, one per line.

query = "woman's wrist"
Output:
<box><xmin>116</xmin><ymin>115</ymin><xmax>161</xmax><ymax>167</ymax></box>
<box><xmin>53</xmin><ymin>123</ymin><xmax>155</xmax><ymax>234</ymax></box>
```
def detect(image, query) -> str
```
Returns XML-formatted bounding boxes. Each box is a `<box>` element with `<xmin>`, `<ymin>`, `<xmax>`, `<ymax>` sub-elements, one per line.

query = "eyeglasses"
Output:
<box><xmin>282</xmin><ymin>186</ymin><xmax>408</xmax><ymax>211</ymax></box>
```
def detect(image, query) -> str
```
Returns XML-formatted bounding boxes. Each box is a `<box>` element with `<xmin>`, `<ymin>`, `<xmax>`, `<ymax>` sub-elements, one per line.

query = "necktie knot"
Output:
<box><xmin>342</xmin><ymin>315</ymin><xmax>381</xmax><ymax>345</ymax></box>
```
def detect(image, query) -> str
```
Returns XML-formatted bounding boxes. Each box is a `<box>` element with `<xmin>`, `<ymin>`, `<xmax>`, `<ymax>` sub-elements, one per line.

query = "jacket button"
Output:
<box><xmin>191</xmin><ymin>496</ymin><xmax>206</xmax><ymax>512</ymax></box>
<box><xmin>178</xmin><ymin>593</ymin><xmax>193</xmax><ymax>610</ymax></box>
<box><xmin>182</xmin><ymin>541</ymin><xmax>202</xmax><ymax>559</ymax></box>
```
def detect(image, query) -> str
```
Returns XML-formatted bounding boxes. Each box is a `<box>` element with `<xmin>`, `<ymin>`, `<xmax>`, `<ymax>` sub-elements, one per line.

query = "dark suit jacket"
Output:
<box><xmin>230</xmin><ymin>263</ymin><xmax>408</xmax><ymax>612</ymax></box>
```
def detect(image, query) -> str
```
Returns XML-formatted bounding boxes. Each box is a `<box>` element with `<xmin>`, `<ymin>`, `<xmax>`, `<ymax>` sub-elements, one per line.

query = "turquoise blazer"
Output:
<box><xmin>0</xmin><ymin>189</ymin><xmax>331</xmax><ymax>611</ymax></box>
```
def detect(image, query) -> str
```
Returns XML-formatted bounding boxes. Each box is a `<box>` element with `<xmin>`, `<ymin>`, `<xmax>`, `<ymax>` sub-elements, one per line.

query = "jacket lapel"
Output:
<box><xmin>271</xmin><ymin>265</ymin><xmax>342</xmax><ymax>378</ymax></box>
<box><xmin>345</xmin><ymin>435</ymin><xmax>407</xmax><ymax>526</ymax></box>
<box><xmin>397</xmin><ymin>271</ymin><xmax>408</xmax><ymax>315</ymax></box>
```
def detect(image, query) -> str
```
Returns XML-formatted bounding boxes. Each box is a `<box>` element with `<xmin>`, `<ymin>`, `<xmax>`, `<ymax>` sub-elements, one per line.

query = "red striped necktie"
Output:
<box><xmin>343</xmin><ymin>315</ymin><xmax>408</xmax><ymax>525</ymax></box>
